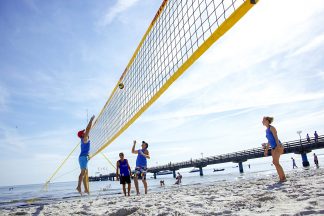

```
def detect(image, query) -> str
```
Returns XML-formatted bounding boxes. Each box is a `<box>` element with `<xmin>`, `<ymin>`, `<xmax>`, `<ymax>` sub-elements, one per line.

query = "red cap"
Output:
<box><xmin>77</xmin><ymin>130</ymin><xmax>85</xmax><ymax>138</ymax></box>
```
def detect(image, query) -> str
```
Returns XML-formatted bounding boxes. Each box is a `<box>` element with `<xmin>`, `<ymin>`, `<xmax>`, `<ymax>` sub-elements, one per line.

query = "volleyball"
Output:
<box><xmin>118</xmin><ymin>83</ymin><xmax>124</xmax><ymax>89</ymax></box>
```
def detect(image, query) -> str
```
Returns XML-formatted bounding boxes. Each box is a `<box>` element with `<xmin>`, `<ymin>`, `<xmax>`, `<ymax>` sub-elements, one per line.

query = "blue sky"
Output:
<box><xmin>0</xmin><ymin>0</ymin><xmax>324</xmax><ymax>186</ymax></box>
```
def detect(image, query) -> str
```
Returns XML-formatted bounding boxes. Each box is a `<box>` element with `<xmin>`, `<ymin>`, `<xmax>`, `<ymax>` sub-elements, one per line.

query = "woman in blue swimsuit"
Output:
<box><xmin>262</xmin><ymin>116</ymin><xmax>286</xmax><ymax>182</ymax></box>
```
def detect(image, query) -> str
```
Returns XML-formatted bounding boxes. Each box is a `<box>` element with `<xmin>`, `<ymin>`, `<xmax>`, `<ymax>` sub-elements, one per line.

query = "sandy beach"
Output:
<box><xmin>2</xmin><ymin>168</ymin><xmax>324</xmax><ymax>216</ymax></box>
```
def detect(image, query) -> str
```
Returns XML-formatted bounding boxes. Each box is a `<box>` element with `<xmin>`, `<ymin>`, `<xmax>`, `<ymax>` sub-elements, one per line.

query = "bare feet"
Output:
<box><xmin>76</xmin><ymin>187</ymin><xmax>82</xmax><ymax>196</ymax></box>
<box><xmin>279</xmin><ymin>178</ymin><xmax>287</xmax><ymax>183</ymax></box>
<box><xmin>84</xmin><ymin>190</ymin><xmax>90</xmax><ymax>195</ymax></box>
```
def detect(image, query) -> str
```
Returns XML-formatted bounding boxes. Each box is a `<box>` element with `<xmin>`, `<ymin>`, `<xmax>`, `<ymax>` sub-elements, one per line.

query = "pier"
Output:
<box><xmin>89</xmin><ymin>173</ymin><xmax>116</xmax><ymax>182</ymax></box>
<box><xmin>148</xmin><ymin>135</ymin><xmax>324</xmax><ymax>178</ymax></box>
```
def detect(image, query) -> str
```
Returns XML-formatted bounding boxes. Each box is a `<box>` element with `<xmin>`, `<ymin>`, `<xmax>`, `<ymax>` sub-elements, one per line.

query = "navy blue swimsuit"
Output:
<box><xmin>119</xmin><ymin>159</ymin><xmax>130</xmax><ymax>177</ymax></box>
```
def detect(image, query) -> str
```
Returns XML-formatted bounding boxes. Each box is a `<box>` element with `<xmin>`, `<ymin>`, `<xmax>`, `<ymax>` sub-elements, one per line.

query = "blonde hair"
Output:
<box><xmin>264</xmin><ymin>116</ymin><xmax>274</xmax><ymax>124</ymax></box>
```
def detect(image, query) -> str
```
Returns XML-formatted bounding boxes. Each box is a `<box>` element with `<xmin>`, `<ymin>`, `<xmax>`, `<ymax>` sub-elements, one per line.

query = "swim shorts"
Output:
<box><xmin>120</xmin><ymin>176</ymin><xmax>131</xmax><ymax>184</ymax></box>
<box><xmin>134</xmin><ymin>167</ymin><xmax>147</xmax><ymax>180</ymax></box>
<box><xmin>79</xmin><ymin>156</ymin><xmax>88</xmax><ymax>170</ymax></box>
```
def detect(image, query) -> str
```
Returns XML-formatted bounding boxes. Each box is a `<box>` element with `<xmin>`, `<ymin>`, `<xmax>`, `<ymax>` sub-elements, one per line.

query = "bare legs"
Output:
<box><xmin>272</xmin><ymin>146</ymin><xmax>286</xmax><ymax>182</ymax></box>
<box><xmin>133</xmin><ymin>176</ymin><xmax>147</xmax><ymax>195</ymax></box>
<box><xmin>83</xmin><ymin>169</ymin><xmax>89</xmax><ymax>194</ymax></box>
<box><xmin>121</xmin><ymin>183</ymin><xmax>131</xmax><ymax>196</ymax></box>
<box><xmin>127</xmin><ymin>183</ymin><xmax>131</xmax><ymax>196</ymax></box>
<box><xmin>77</xmin><ymin>169</ymin><xmax>85</xmax><ymax>194</ymax></box>
<box><xmin>142</xmin><ymin>179</ymin><xmax>147</xmax><ymax>194</ymax></box>
<box><xmin>122</xmin><ymin>184</ymin><xmax>126</xmax><ymax>196</ymax></box>
<box><xmin>133</xmin><ymin>176</ymin><xmax>140</xmax><ymax>195</ymax></box>
<box><xmin>77</xmin><ymin>169</ymin><xmax>89</xmax><ymax>195</ymax></box>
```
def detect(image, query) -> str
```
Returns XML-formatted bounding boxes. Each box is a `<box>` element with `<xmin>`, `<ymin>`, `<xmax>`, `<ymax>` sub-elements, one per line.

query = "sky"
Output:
<box><xmin>0</xmin><ymin>0</ymin><xmax>324</xmax><ymax>186</ymax></box>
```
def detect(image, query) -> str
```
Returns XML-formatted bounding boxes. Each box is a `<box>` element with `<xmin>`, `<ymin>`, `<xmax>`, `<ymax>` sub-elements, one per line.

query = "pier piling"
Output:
<box><xmin>199</xmin><ymin>167</ymin><xmax>203</xmax><ymax>176</ymax></box>
<box><xmin>238</xmin><ymin>161</ymin><xmax>244</xmax><ymax>173</ymax></box>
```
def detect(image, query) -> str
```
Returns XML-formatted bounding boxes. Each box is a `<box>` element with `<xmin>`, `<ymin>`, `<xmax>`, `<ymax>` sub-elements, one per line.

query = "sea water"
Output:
<box><xmin>0</xmin><ymin>153</ymin><xmax>322</xmax><ymax>209</ymax></box>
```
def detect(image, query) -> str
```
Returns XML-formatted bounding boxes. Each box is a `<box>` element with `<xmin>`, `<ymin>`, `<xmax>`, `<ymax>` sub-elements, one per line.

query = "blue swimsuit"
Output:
<box><xmin>79</xmin><ymin>139</ymin><xmax>90</xmax><ymax>169</ymax></box>
<box><xmin>266</xmin><ymin>126</ymin><xmax>280</xmax><ymax>149</ymax></box>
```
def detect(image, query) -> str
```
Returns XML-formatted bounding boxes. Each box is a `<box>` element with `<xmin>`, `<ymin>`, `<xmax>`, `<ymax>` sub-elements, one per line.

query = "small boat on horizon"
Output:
<box><xmin>156</xmin><ymin>170</ymin><xmax>173</xmax><ymax>175</ymax></box>
<box><xmin>189</xmin><ymin>168</ymin><xmax>200</xmax><ymax>173</ymax></box>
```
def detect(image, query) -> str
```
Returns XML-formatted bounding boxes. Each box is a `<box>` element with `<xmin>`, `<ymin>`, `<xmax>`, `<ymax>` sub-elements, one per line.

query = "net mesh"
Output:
<box><xmin>89</xmin><ymin>0</ymin><xmax>254</xmax><ymax>157</ymax></box>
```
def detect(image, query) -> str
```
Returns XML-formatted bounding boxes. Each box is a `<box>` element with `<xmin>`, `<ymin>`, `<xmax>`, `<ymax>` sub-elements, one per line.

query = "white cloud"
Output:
<box><xmin>316</xmin><ymin>70</ymin><xmax>324</xmax><ymax>81</ymax></box>
<box><xmin>5</xmin><ymin>69</ymin><xmax>113</xmax><ymax>120</ymax></box>
<box><xmin>101</xmin><ymin>0</ymin><xmax>140</xmax><ymax>26</ymax></box>
<box><xmin>0</xmin><ymin>124</ymin><xmax>77</xmax><ymax>158</ymax></box>
<box><xmin>142</xmin><ymin>91</ymin><xmax>324</xmax><ymax>127</ymax></box>
<box><xmin>33</xmin><ymin>153</ymin><xmax>64</xmax><ymax>161</ymax></box>
<box><xmin>290</xmin><ymin>34</ymin><xmax>324</xmax><ymax>57</ymax></box>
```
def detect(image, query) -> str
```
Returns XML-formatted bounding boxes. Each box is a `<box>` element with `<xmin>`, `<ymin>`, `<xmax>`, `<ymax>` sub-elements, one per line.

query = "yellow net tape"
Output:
<box><xmin>42</xmin><ymin>142</ymin><xmax>80</xmax><ymax>191</ymax></box>
<box><xmin>101</xmin><ymin>152</ymin><xmax>117</xmax><ymax>170</ymax></box>
<box><xmin>88</xmin><ymin>0</ymin><xmax>258</xmax><ymax>158</ymax></box>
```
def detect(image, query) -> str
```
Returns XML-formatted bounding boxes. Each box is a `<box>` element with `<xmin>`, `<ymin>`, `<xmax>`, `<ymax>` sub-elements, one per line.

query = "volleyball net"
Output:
<box><xmin>88</xmin><ymin>0</ymin><xmax>258</xmax><ymax>158</ymax></box>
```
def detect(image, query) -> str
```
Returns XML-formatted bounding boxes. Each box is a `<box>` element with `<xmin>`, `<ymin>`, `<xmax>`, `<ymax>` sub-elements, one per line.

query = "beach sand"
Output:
<box><xmin>2</xmin><ymin>168</ymin><xmax>324</xmax><ymax>216</ymax></box>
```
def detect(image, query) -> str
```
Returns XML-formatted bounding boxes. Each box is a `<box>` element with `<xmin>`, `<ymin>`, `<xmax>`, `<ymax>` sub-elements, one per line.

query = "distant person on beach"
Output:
<box><xmin>76</xmin><ymin>115</ymin><xmax>95</xmax><ymax>195</ymax></box>
<box><xmin>178</xmin><ymin>172</ymin><xmax>182</xmax><ymax>183</ymax></box>
<box><xmin>291</xmin><ymin>157</ymin><xmax>298</xmax><ymax>169</ymax></box>
<box><xmin>160</xmin><ymin>180</ymin><xmax>165</xmax><ymax>187</ymax></box>
<box><xmin>314</xmin><ymin>153</ymin><xmax>319</xmax><ymax>168</ymax></box>
<box><xmin>132</xmin><ymin>140</ymin><xmax>150</xmax><ymax>195</ymax></box>
<box><xmin>116</xmin><ymin>152</ymin><xmax>132</xmax><ymax>196</ymax></box>
<box><xmin>306</xmin><ymin>133</ymin><xmax>311</xmax><ymax>143</ymax></box>
<box><xmin>314</xmin><ymin>131</ymin><xmax>319</xmax><ymax>143</ymax></box>
<box><xmin>175</xmin><ymin>172</ymin><xmax>182</xmax><ymax>184</ymax></box>
<box><xmin>262</xmin><ymin>116</ymin><xmax>286</xmax><ymax>182</ymax></box>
